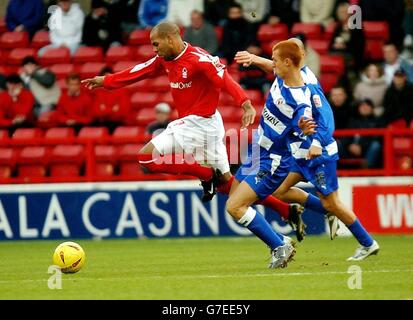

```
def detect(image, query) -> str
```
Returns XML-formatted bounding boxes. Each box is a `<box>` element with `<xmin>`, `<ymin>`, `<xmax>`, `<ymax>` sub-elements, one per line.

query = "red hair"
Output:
<box><xmin>273</xmin><ymin>40</ymin><xmax>302</xmax><ymax>67</ymax></box>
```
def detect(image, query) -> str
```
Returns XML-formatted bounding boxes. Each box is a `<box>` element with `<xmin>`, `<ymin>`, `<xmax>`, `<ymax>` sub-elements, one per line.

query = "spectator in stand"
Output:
<box><xmin>20</xmin><ymin>56</ymin><xmax>61</xmax><ymax>118</ymax></box>
<box><xmin>39</xmin><ymin>0</ymin><xmax>85</xmax><ymax>56</ymax></box>
<box><xmin>138</xmin><ymin>0</ymin><xmax>168</xmax><ymax>29</ymax></box>
<box><xmin>82</xmin><ymin>0</ymin><xmax>122</xmax><ymax>51</ymax></box>
<box><xmin>184</xmin><ymin>10</ymin><xmax>218</xmax><ymax>55</ymax></box>
<box><xmin>0</xmin><ymin>74</ymin><xmax>35</xmax><ymax>130</ymax></box>
<box><xmin>166</xmin><ymin>0</ymin><xmax>203</xmax><ymax>28</ymax></box>
<box><xmin>382</xmin><ymin>42</ymin><xmax>413</xmax><ymax>84</ymax></box>
<box><xmin>6</xmin><ymin>0</ymin><xmax>45</xmax><ymax>37</ymax></box>
<box><xmin>55</xmin><ymin>73</ymin><xmax>93</xmax><ymax>129</ymax></box>
<box><xmin>267</xmin><ymin>0</ymin><xmax>299</xmax><ymax>29</ymax></box>
<box><xmin>359</xmin><ymin>0</ymin><xmax>405</xmax><ymax>48</ymax></box>
<box><xmin>300</xmin><ymin>0</ymin><xmax>335</xmax><ymax>27</ymax></box>
<box><xmin>0</xmin><ymin>73</ymin><xmax>6</xmax><ymax>91</ymax></box>
<box><xmin>235</xmin><ymin>0</ymin><xmax>270</xmax><ymax>33</ymax></box>
<box><xmin>329</xmin><ymin>85</ymin><xmax>352</xmax><ymax>130</ymax></box>
<box><xmin>219</xmin><ymin>3</ymin><xmax>257</xmax><ymax>64</ymax></box>
<box><xmin>92</xmin><ymin>67</ymin><xmax>131</xmax><ymax>132</ymax></box>
<box><xmin>383</xmin><ymin>68</ymin><xmax>413</xmax><ymax>126</ymax></box>
<box><xmin>403</xmin><ymin>0</ymin><xmax>413</xmax><ymax>61</ymax></box>
<box><xmin>146</xmin><ymin>102</ymin><xmax>172</xmax><ymax>136</ymax></box>
<box><xmin>329</xmin><ymin>2</ymin><xmax>365</xmax><ymax>72</ymax></box>
<box><xmin>203</xmin><ymin>0</ymin><xmax>234</xmax><ymax>26</ymax></box>
<box><xmin>353</xmin><ymin>63</ymin><xmax>388</xmax><ymax>117</ymax></box>
<box><xmin>294</xmin><ymin>33</ymin><xmax>320</xmax><ymax>77</ymax></box>
<box><xmin>344</xmin><ymin>99</ymin><xmax>385</xmax><ymax>169</ymax></box>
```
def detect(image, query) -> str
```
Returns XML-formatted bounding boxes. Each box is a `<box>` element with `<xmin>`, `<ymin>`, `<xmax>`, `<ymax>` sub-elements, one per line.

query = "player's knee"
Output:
<box><xmin>320</xmin><ymin>198</ymin><xmax>338</xmax><ymax>213</ymax></box>
<box><xmin>226</xmin><ymin>198</ymin><xmax>244</xmax><ymax>220</ymax></box>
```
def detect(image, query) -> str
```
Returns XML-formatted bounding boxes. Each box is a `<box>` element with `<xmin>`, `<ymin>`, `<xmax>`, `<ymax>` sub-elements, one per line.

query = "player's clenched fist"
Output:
<box><xmin>81</xmin><ymin>76</ymin><xmax>105</xmax><ymax>90</ymax></box>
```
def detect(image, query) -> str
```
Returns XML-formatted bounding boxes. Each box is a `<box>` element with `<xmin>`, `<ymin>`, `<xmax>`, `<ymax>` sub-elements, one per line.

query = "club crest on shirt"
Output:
<box><xmin>182</xmin><ymin>67</ymin><xmax>188</xmax><ymax>79</ymax></box>
<box><xmin>313</xmin><ymin>94</ymin><xmax>322</xmax><ymax>108</ymax></box>
<box><xmin>276</xmin><ymin>98</ymin><xmax>285</xmax><ymax>106</ymax></box>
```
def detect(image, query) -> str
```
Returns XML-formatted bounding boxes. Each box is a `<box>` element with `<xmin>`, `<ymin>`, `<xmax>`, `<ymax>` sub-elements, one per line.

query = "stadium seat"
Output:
<box><xmin>94</xmin><ymin>145</ymin><xmax>118</xmax><ymax>177</ymax></box>
<box><xmin>388</xmin><ymin>119</ymin><xmax>407</xmax><ymax>129</ymax></box>
<box><xmin>291</xmin><ymin>23</ymin><xmax>322</xmax><ymax>39</ymax></box>
<box><xmin>158</xmin><ymin>92</ymin><xmax>175</xmax><ymax>108</ymax></box>
<box><xmin>129</xmin><ymin>29</ymin><xmax>151</xmax><ymax>45</ymax></box>
<box><xmin>12</xmin><ymin>128</ymin><xmax>43</xmax><ymax>140</ymax></box>
<box><xmin>261</xmin><ymin>39</ymin><xmax>280</xmax><ymax>56</ymax></box>
<box><xmin>150</xmin><ymin>76</ymin><xmax>169</xmax><ymax>92</ymax></box>
<box><xmin>396</xmin><ymin>155</ymin><xmax>413</xmax><ymax>170</ymax></box>
<box><xmin>105</xmin><ymin>46</ymin><xmax>135</xmax><ymax>64</ymax></box>
<box><xmin>112</xmin><ymin>126</ymin><xmax>147</xmax><ymax>143</ymax></box>
<box><xmin>135</xmin><ymin>45</ymin><xmax>155</xmax><ymax>61</ymax></box>
<box><xmin>73</xmin><ymin>46</ymin><xmax>104</xmax><ymax>64</ymax></box>
<box><xmin>50</xmin><ymin>144</ymin><xmax>84</xmax><ymax>177</ymax></box>
<box><xmin>37</xmin><ymin>111</ymin><xmax>60</xmax><ymax>128</ymax></box>
<box><xmin>320</xmin><ymin>55</ymin><xmax>345</xmax><ymax>75</ymax></box>
<box><xmin>45</xmin><ymin>127</ymin><xmax>76</xmax><ymax>139</ymax></box>
<box><xmin>79</xmin><ymin>62</ymin><xmax>107</xmax><ymax>79</ymax></box>
<box><xmin>365</xmin><ymin>39</ymin><xmax>385</xmax><ymax>61</ymax></box>
<box><xmin>49</xmin><ymin>63</ymin><xmax>76</xmax><ymax>80</ymax></box>
<box><xmin>0</xmin><ymin>147</ymin><xmax>16</xmax><ymax>179</ymax></box>
<box><xmin>215</xmin><ymin>26</ymin><xmax>223</xmax><ymax>45</ymax></box>
<box><xmin>324</xmin><ymin>22</ymin><xmax>337</xmax><ymax>40</ymax></box>
<box><xmin>319</xmin><ymin>72</ymin><xmax>339</xmax><ymax>94</ymax></box>
<box><xmin>257</xmin><ymin>23</ymin><xmax>289</xmax><ymax>42</ymax></box>
<box><xmin>393</xmin><ymin>137</ymin><xmax>413</xmax><ymax>156</ymax></box>
<box><xmin>136</xmin><ymin>107</ymin><xmax>157</xmax><ymax>125</ymax></box>
<box><xmin>218</xmin><ymin>106</ymin><xmax>243</xmax><ymax>123</ymax></box>
<box><xmin>17</xmin><ymin>146</ymin><xmax>49</xmax><ymax>178</ymax></box>
<box><xmin>112</xmin><ymin>60</ymin><xmax>140</xmax><ymax>73</ymax></box>
<box><xmin>7</xmin><ymin>48</ymin><xmax>37</xmax><ymax>65</ymax></box>
<box><xmin>118</xmin><ymin>143</ymin><xmax>145</xmax><ymax>176</ymax></box>
<box><xmin>307</xmin><ymin>39</ymin><xmax>330</xmax><ymax>55</ymax></box>
<box><xmin>130</xmin><ymin>92</ymin><xmax>160</xmax><ymax>110</ymax></box>
<box><xmin>0</xmin><ymin>129</ymin><xmax>8</xmax><ymax>140</ymax></box>
<box><xmin>363</xmin><ymin>21</ymin><xmax>389</xmax><ymax>40</ymax></box>
<box><xmin>0</xmin><ymin>31</ymin><xmax>29</xmax><ymax>49</ymax></box>
<box><xmin>0</xmin><ymin>17</ymin><xmax>7</xmax><ymax>34</ymax></box>
<box><xmin>245</xmin><ymin>89</ymin><xmax>263</xmax><ymax>106</ymax></box>
<box><xmin>31</xmin><ymin>30</ymin><xmax>50</xmax><ymax>48</ymax></box>
<box><xmin>39</xmin><ymin>47</ymin><xmax>71</xmax><ymax>65</ymax></box>
<box><xmin>0</xmin><ymin>64</ymin><xmax>8</xmax><ymax>75</ymax></box>
<box><xmin>78</xmin><ymin>127</ymin><xmax>109</xmax><ymax>139</ymax></box>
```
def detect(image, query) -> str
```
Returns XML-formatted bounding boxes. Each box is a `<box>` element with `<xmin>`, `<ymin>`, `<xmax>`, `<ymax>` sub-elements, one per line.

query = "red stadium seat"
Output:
<box><xmin>45</xmin><ymin>127</ymin><xmax>76</xmax><ymax>139</ymax></box>
<box><xmin>262</xmin><ymin>39</ymin><xmax>281</xmax><ymax>56</ymax></box>
<box><xmin>0</xmin><ymin>17</ymin><xmax>7</xmax><ymax>34</ymax></box>
<box><xmin>319</xmin><ymin>73</ymin><xmax>339</xmax><ymax>94</ymax></box>
<box><xmin>307</xmin><ymin>39</ymin><xmax>330</xmax><ymax>55</ymax></box>
<box><xmin>291</xmin><ymin>23</ymin><xmax>322</xmax><ymax>39</ymax></box>
<box><xmin>158</xmin><ymin>92</ymin><xmax>175</xmax><ymax>108</ymax></box>
<box><xmin>12</xmin><ymin>128</ymin><xmax>43</xmax><ymax>140</ymax></box>
<box><xmin>79</xmin><ymin>62</ymin><xmax>107</xmax><ymax>79</ymax></box>
<box><xmin>0</xmin><ymin>31</ymin><xmax>29</xmax><ymax>49</ymax></box>
<box><xmin>257</xmin><ymin>23</ymin><xmax>289</xmax><ymax>42</ymax></box>
<box><xmin>31</xmin><ymin>30</ymin><xmax>50</xmax><ymax>48</ymax></box>
<box><xmin>50</xmin><ymin>144</ymin><xmax>84</xmax><ymax>177</ymax></box>
<box><xmin>78</xmin><ymin>127</ymin><xmax>109</xmax><ymax>139</ymax></box>
<box><xmin>49</xmin><ymin>63</ymin><xmax>76</xmax><ymax>80</ymax></box>
<box><xmin>0</xmin><ymin>129</ymin><xmax>8</xmax><ymax>140</ymax></box>
<box><xmin>112</xmin><ymin>60</ymin><xmax>140</xmax><ymax>73</ymax></box>
<box><xmin>324</xmin><ymin>22</ymin><xmax>337</xmax><ymax>41</ymax></box>
<box><xmin>129</xmin><ymin>29</ymin><xmax>151</xmax><ymax>45</ymax></box>
<box><xmin>0</xmin><ymin>147</ymin><xmax>16</xmax><ymax>179</ymax></box>
<box><xmin>73</xmin><ymin>46</ymin><xmax>104</xmax><ymax>64</ymax></box>
<box><xmin>118</xmin><ymin>143</ymin><xmax>145</xmax><ymax>176</ymax></box>
<box><xmin>365</xmin><ymin>39</ymin><xmax>385</xmax><ymax>61</ymax></box>
<box><xmin>217</xmin><ymin>106</ymin><xmax>243</xmax><ymax>123</ymax></box>
<box><xmin>388</xmin><ymin>119</ymin><xmax>407</xmax><ymax>129</ymax></box>
<box><xmin>7</xmin><ymin>48</ymin><xmax>37</xmax><ymax>65</ymax></box>
<box><xmin>135</xmin><ymin>45</ymin><xmax>155</xmax><ymax>61</ymax></box>
<box><xmin>39</xmin><ymin>47</ymin><xmax>71</xmax><ymax>65</ymax></box>
<box><xmin>130</xmin><ymin>92</ymin><xmax>160</xmax><ymax>110</ymax></box>
<box><xmin>112</xmin><ymin>126</ymin><xmax>146</xmax><ymax>142</ymax></box>
<box><xmin>215</xmin><ymin>26</ymin><xmax>223</xmax><ymax>45</ymax></box>
<box><xmin>94</xmin><ymin>145</ymin><xmax>118</xmax><ymax>177</ymax></box>
<box><xmin>0</xmin><ymin>64</ymin><xmax>8</xmax><ymax>75</ymax></box>
<box><xmin>320</xmin><ymin>55</ymin><xmax>345</xmax><ymax>75</ymax></box>
<box><xmin>393</xmin><ymin>137</ymin><xmax>413</xmax><ymax>156</ymax></box>
<box><xmin>17</xmin><ymin>146</ymin><xmax>49</xmax><ymax>178</ymax></box>
<box><xmin>150</xmin><ymin>76</ymin><xmax>169</xmax><ymax>92</ymax></box>
<box><xmin>136</xmin><ymin>107</ymin><xmax>157</xmax><ymax>125</ymax></box>
<box><xmin>363</xmin><ymin>21</ymin><xmax>389</xmax><ymax>40</ymax></box>
<box><xmin>244</xmin><ymin>89</ymin><xmax>263</xmax><ymax>105</ymax></box>
<box><xmin>105</xmin><ymin>46</ymin><xmax>135</xmax><ymax>64</ymax></box>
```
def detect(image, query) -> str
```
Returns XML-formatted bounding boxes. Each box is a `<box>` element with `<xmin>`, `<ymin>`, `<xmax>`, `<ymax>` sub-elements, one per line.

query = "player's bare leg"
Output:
<box><xmin>226</xmin><ymin>181</ymin><xmax>296</xmax><ymax>268</ymax></box>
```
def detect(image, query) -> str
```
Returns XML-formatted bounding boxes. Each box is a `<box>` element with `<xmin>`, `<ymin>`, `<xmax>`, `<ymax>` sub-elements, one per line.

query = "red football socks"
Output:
<box><xmin>137</xmin><ymin>153</ymin><xmax>214</xmax><ymax>181</ymax></box>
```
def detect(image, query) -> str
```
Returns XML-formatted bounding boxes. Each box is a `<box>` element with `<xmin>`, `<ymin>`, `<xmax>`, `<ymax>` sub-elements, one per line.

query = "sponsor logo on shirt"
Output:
<box><xmin>170</xmin><ymin>81</ymin><xmax>192</xmax><ymax>89</ymax></box>
<box><xmin>313</xmin><ymin>94</ymin><xmax>322</xmax><ymax>108</ymax></box>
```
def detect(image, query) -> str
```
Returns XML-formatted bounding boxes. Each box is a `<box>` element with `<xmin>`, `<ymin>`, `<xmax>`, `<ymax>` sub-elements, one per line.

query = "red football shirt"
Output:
<box><xmin>103</xmin><ymin>43</ymin><xmax>248</xmax><ymax>118</ymax></box>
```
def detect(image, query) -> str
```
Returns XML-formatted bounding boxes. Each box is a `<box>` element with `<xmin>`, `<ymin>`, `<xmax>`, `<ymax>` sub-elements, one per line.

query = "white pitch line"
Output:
<box><xmin>0</xmin><ymin>269</ymin><xmax>412</xmax><ymax>284</ymax></box>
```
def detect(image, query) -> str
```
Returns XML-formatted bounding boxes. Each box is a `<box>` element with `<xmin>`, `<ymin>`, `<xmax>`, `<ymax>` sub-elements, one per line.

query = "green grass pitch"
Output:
<box><xmin>1</xmin><ymin>235</ymin><xmax>412</xmax><ymax>300</ymax></box>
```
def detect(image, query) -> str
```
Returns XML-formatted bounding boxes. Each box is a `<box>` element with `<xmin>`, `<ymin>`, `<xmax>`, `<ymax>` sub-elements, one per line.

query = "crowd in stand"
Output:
<box><xmin>1</xmin><ymin>0</ymin><xmax>413</xmax><ymax>170</ymax></box>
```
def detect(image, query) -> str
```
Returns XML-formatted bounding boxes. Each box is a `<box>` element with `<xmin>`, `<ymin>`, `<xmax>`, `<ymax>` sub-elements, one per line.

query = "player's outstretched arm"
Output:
<box><xmin>234</xmin><ymin>51</ymin><xmax>274</xmax><ymax>74</ymax></box>
<box><xmin>81</xmin><ymin>76</ymin><xmax>105</xmax><ymax>90</ymax></box>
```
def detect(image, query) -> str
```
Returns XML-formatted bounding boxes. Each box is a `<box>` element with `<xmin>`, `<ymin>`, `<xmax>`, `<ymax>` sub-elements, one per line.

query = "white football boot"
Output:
<box><xmin>326</xmin><ymin>213</ymin><xmax>340</xmax><ymax>240</ymax></box>
<box><xmin>268</xmin><ymin>243</ymin><xmax>296</xmax><ymax>269</ymax></box>
<box><xmin>347</xmin><ymin>240</ymin><xmax>380</xmax><ymax>261</ymax></box>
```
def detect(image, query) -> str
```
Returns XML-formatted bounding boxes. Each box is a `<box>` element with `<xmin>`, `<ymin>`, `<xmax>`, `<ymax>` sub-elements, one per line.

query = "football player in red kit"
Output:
<box><xmin>82</xmin><ymin>22</ymin><xmax>303</xmax><ymax>236</ymax></box>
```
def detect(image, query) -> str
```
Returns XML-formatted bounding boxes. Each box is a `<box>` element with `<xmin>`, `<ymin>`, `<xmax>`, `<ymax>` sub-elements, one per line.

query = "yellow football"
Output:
<box><xmin>52</xmin><ymin>241</ymin><xmax>86</xmax><ymax>274</ymax></box>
